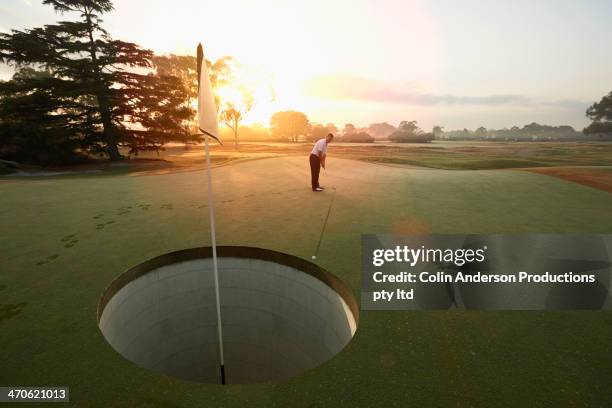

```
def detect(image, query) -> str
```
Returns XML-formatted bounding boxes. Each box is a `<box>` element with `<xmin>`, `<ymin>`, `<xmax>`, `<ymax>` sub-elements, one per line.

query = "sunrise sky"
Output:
<box><xmin>1</xmin><ymin>0</ymin><xmax>611</xmax><ymax>130</ymax></box>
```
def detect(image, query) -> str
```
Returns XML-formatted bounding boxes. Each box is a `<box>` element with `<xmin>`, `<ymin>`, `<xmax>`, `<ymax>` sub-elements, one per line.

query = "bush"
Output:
<box><xmin>388</xmin><ymin>131</ymin><xmax>434</xmax><ymax>143</ymax></box>
<box><xmin>340</xmin><ymin>132</ymin><xmax>375</xmax><ymax>143</ymax></box>
<box><xmin>0</xmin><ymin>122</ymin><xmax>87</xmax><ymax>166</ymax></box>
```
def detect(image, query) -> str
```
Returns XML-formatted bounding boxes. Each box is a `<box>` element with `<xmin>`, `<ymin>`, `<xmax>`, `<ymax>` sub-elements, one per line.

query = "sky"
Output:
<box><xmin>1</xmin><ymin>0</ymin><xmax>612</xmax><ymax>130</ymax></box>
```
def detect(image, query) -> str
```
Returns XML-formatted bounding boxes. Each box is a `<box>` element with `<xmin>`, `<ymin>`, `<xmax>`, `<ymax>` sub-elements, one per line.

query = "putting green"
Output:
<box><xmin>1</xmin><ymin>157</ymin><xmax>611</xmax><ymax>407</ymax></box>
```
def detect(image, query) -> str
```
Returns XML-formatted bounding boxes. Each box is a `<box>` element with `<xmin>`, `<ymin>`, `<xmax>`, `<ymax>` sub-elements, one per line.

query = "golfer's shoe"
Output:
<box><xmin>318</xmin><ymin>186</ymin><xmax>325</xmax><ymax>190</ymax></box>
<box><xmin>313</xmin><ymin>187</ymin><xmax>324</xmax><ymax>192</ymax></box>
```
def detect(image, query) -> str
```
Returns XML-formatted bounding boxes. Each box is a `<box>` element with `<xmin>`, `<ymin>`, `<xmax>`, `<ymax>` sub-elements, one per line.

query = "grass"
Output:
<box><xmin>6</xmin><ymin>141</ymin><xmax>612</xmax><ymax>175</ymax></box>
<box><xmin>220</xmin><ymin>140</ymin><xmax>612</xmax><ymax>170</ymax></box>
<box><xmin>1</xmin><ymin>148</ymin><xmax>611</xmax><ymax>407</ymax></box>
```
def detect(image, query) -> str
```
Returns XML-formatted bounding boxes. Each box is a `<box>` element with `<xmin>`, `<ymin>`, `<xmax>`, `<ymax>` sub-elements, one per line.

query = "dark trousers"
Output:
<box><xmin>309</xmin><ymin>154</ymin><xmax>320</xmax><ymax>190</ymax></box>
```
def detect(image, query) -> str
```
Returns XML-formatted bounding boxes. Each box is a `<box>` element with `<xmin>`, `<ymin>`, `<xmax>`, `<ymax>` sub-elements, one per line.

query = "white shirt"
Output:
<box><xmin>311</xmin><ymin>138</ymin><xmax>328</xmax><ymax>156</ymax></box>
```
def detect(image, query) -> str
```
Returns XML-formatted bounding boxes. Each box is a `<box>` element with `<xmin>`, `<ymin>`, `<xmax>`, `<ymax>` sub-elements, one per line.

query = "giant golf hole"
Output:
<box><xmin>97</xmin><ymin>247</ymin><xmax>358</xmax><ymax>384</ymax></box>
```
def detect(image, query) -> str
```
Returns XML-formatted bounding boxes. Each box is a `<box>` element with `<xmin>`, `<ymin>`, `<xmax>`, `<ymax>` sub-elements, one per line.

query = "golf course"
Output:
<box><xmin>2</xmin><ymin>143</ymin><xmax>612</xmax><ymax>407</ymax></box>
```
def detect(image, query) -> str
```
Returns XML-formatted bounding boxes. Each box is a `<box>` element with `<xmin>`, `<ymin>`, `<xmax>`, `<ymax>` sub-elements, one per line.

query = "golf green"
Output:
<box><xmin>1</xmin><ymin>157</ymin><xmax>611</xmax><ymax>407</ymax></box>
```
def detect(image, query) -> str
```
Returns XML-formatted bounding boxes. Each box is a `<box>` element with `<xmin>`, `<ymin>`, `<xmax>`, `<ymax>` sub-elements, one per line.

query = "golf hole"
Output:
<box><xmin>97</xmin><ymin>247</ymin><xmax>358</xmax><ymax>384</ymax></box>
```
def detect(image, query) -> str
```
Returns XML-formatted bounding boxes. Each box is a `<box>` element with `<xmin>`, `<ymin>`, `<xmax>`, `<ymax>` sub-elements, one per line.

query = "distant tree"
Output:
<box><xmin>433</xmin><ymin>126</ymin><xmax>444</xmax><ymax>139</ymax></box>
<box><xmin>342</xmin><ymin>123</ymin><xmax>357</xmax><ymax>137</ymax></box>
<box><xmin>368</xmin><ymin>122</ymin><xmax>396</xmax><ymax>140</ymax></box>
<box><xmin>342</xmin><ymin>131</ymin><xmax>375</xmax><ymax>143</ymax></box>
<box><xmin>475</xmin><ymin>126</ymin><xmax>488</xmax><ymax>137</ymax></box>
<box><xmin>389</xmin><ymin>121</ymin><xmax>433</xmax><ymax>143</ymax></box>
<box><xmin>219</xmin><ymin>95</ymin><xmax>254</xmax><ymax>149</ymax></box>
<box><xmin>309</xmin><ymin>123</ymin><xmax>330</xmax><ymax>141</ymax></box>
<box><xmin>325</xmin><ymin>123</ymin><xmax>339</xmax><ymax>135</ymax></box>
<box><xmin>443</xmin><ymin>123</ymin><xmax>582</xmax><ymax>141</ymax></box>
<box><xmin>0</xmin><ymin>0</ymin><xmax>192</xmax><ymax>164</ymax></box>
<box><xmin>152</xmin><ymin>54</ymin><xmax>233</xmax><ymax>112</ymax></box>
<box><xmin>401</xmin><ymin>121</ymin><xmax>422</xmax><ymax>133</ymax></box>
<box><xmin>151</xmin><ymin>54</ymin><xmax>235</xmax><ymax>147</ymax></box>
<box><xmin>238</xmin><ymin>123</ymin><xmax>272</xmax><ymax>141</ymax></box>
<box><xmin>152</xmin><ymin>54</ymin><xmax>198</xmax><ymax>107</ymax></box>
<box><xmin>585</xmin><ymin>91</ymin><xmax>612</xmax><ymax>135</ymax></box>
<box><xmin>270</xmin><ymin>111</ymin><xmax>309</xmax><ymax>142</ymax></box>
<box><xmin>558</xmin><ymin>125</ymin><xmax>575</xmax><ymax>133</ymax></box>
<box><xmin>523</xmin><ymin>122</ymin><xmax>544</xmax><ymax>132</ymax></box>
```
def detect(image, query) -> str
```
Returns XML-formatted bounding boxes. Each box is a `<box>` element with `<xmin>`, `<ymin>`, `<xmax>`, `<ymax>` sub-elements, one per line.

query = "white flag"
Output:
<box><xmin>197</xmin><ymin>43</ymin><xmax>221</xmax><ymax>143</ymax></box>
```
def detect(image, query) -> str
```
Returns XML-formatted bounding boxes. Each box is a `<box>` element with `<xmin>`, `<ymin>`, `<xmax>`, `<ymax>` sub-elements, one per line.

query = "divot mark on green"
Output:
<box><xmin>0</xmin><ymin>302</ymin><xmax>27</xmax><ymax>322</ymax></box>
<box><xmin>37</xmin><ymin>255</ymin><xmax>57</xmax><ymax>264</ymax></box>
<box><xmin>64</xmin><ymin>238</ymin><xmax>78</xmax><ymax>248</ymax></box>
<box><xmin>60</xmin><ymin>234</ymin><xmax>76</xmax><ymax>242</ymax></box>
<box><xmin>116</xmin><ymin>206</ymin><xmax>133</xmax><ymax>215</ymax></box>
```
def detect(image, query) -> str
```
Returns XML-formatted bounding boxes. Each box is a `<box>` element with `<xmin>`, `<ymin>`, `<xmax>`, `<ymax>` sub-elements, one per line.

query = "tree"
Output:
<box><xmin>388</xmin><ymin>121</ymin><xmax>433</xmax><ymax>143</ymax></box>
<box><xmin>342</xmin><ymin>123</ymin><xmax>357</xmax><ymax>137</ymax></box>
<box><xmin>0</xmin><ymin>0</ymin><xmax>192</xmax><ymax>163</ymax></box>
<box><xmin>433</xmin><ymin>126</ymin><xmax>444</xmax><ymax>139</ymax></box>
<box><xmin>152</xmin><ymin>54</ymin><xmax>234</xmax><ymax>122</ymax></box>
<box><xmin>154</xmin><ymin>54</ymin><xmax>253</xmax><ymax>150</ymax></box>
<box><xmin>270</xmin><ymin>111</ymin><xmax>309</xmax><ymax>142</ymax></box>
<box><xmin>309</xmin><ymin>123</ymin><xmax>330</xmax><ymax>142</ymax></box>
<box><xmin>368</xmin><ymin>122</ymin><xmax>396</xmax><ymax>140</ymax></box>
<box><xmin>0</xmin><ymin>67</ymin><xmax>87</xmax><ymax>164</ymax></box>
<box><xmin>219</xmin><ymin>93</ymin><xmax>253</xmax><ymax>149</ymax></box>
<box><xmin>585</xmin><ymin>91</ymin><xmax>612</xmax><ymax>135</ymax></box>
<box><xmin>235</xmin><ymin>123</ymin><xmax>272</xmax><ymax>141</ymax></box>
<box><xmin>342</xmin><ymin>131</ymin><xmax>374</xmax><ymax>143</ymax></box>
<box><xmin>400</xmin><ymin>121</ymin><xmax>422</xmax><ymax>133</ymax></box>
<box><xmin>475</xmin><ymin>126</ymin><xmax>488</xmax><ymax>137</ymax></box>
<box><xmin>151</xmin><ymin>54</ymin><xmax>236</xmax><ymax>148</ymax></box>
<box><xmin>326</xmin><ymin>123</ymin><xmax>339</xmax><ymax>135</ymax></box>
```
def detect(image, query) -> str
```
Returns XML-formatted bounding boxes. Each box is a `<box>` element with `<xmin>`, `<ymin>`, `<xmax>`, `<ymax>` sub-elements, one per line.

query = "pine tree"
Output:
<box><xmin>0</xmin><ymin>0</ymin><xmax>193</xmax><ymax>164</ymax></box>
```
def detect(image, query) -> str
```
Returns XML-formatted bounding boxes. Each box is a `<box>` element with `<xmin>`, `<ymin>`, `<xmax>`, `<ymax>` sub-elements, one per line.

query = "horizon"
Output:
<box><xmin>1</xmin><ymin>0</ymin><xmax>611</xmax><ymax>130</ymax></box>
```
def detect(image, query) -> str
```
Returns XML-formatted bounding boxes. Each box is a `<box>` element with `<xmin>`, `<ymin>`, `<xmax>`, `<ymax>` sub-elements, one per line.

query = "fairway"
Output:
<box><xmin>1</xmin><ymin>157</ymin><xmax>612</xmax><ymax>407</ymax></box>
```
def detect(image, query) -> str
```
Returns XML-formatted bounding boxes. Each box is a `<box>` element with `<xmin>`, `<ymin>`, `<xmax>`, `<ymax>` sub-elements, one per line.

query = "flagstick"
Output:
<box><xmin>197</xmin><ymin>42</ymin><xmax>225</xmax><ymax>384</ymax></box>
<box><xmin>203</xmin><ymin>130</ymin><xmax>226</xmax><ymax>385</ymax></box>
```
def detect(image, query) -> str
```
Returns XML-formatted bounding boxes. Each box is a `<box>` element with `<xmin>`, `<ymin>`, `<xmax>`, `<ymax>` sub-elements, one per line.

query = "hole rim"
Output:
<box><xmin>97</xmin><ymin>246</ymin><xmax>359</xmax><ymax>328</ymax></box>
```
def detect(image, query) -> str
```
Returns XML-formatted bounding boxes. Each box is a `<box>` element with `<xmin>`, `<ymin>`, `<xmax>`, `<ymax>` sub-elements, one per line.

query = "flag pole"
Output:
<box><xmin>204</xmin><ymin>129</ymin><xmax>225</xmax><ymax>385</ymax></box>
<box><xmin>198</xmin><ymin>43</ymin><xmax>225</xmax><ymax>385</ymax></box>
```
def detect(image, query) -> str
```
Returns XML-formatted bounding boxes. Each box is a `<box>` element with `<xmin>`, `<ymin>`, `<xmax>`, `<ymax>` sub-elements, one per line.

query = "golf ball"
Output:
<box><xmin>311</xmin><ymin>256</ymin><xmax>317</xmax><ymax>260</ymax></box>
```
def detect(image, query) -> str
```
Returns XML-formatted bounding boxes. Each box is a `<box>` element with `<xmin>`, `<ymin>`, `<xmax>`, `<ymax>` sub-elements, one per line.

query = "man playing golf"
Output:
<box><xmin>309</xmin><ymin>133</ymin><xmax>334</xmax><ymax>192</ymax></box>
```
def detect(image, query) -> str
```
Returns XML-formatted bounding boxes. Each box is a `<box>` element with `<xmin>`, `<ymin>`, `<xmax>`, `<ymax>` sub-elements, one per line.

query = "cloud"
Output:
<box><xmin>301</xmin><ymin>74</ymin><xmax>587</xmax><ymax>108</ymax></box>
